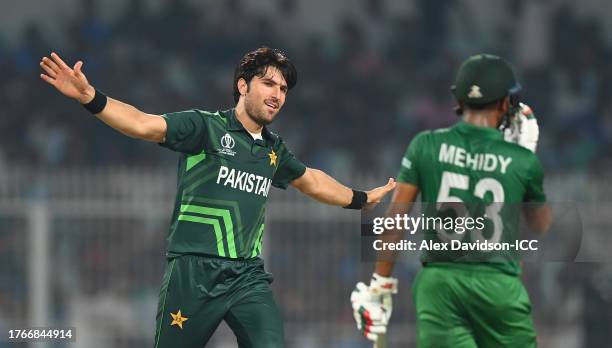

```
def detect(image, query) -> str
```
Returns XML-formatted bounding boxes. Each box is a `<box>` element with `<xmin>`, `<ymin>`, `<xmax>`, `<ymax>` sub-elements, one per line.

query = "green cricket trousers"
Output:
<box><xmin>413</xmin><ymin>264</ymin><xmax>537</xmax><ymax>348</ymax></box>
<box><xmin>154</xmin><ymin>254</ymin><xmax>284</xmax><ymax>348</ymax></box>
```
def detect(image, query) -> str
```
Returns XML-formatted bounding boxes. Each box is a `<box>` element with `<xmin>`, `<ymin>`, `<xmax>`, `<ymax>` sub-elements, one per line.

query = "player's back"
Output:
<box><xmin>414</xmin><ymin>121</ymin><xmax>543</xmax><ymax>204</ymax></box>
<box><xmin>397</xmin><ymin>121</ymin><xmax>546</xmax><ymax>274</ymax></box>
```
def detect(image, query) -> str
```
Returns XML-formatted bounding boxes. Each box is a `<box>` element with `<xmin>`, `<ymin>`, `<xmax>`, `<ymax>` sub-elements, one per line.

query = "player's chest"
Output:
<box><xmin>203</xmin><ymin>131</ymin><xmax>278</xmax><ymax>177</ymax></box>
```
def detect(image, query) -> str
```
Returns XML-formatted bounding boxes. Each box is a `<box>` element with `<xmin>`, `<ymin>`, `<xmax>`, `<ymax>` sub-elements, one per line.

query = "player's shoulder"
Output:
<box><xmin>166</xmin><ymin>108</ymin><xmax>218</xmax><ymax>120</ymax></box>
<box><xmin>411</xmin><ymin>129</ymin><xmax>436</xmax><ymax>141</ymax></box>
<box><xmin>431</xmin><ymin>126</ymin><xmax>453</xmax><ymax>135</ymax></box>
<box><xmin>490</xmin><ymin>138</ymin><xmax>543</xmax><ymax>170</ymax></box>
<box><xmin>400</xmin><ymin>128</ymin><xmax>447</xmax><ymax>155</ymax></box>
<box><xmin>409</xmin><ymin>127</ymin><xmax>451</xmax><ymax>145</ymax></box>
<box><xmin>266</xmin><ymin>129</ymin><xmax>281</xmax><ymax>141</ymax></box>
<box><xmin>180</xmin><ymin>108</ymin><xmax>238</xmax><ymax>130</ymax></box>
<box><xmin>492</xmin><ymin>138</ymin><xmax>537</xmax><ymax>157</ymax></box>
<box><xmin>265</xmin><ymin>129</ymin><xmax>285</xmax><ymax>149</ymax></box>
<box><xmin>192</xmin><ymin>109</ymin><xmax>226</xmax><ymax>122</ymax></box>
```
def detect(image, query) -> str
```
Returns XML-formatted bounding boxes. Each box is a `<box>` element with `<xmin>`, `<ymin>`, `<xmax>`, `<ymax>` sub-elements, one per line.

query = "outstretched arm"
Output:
<box><xmin>40</xmin><ymin>52</ymin><xmax>167</xmax><ymax>142</ymax></box>
<box><xmin>290</xmin><ymin>168</ymin><xmax>396</xmax><ymax>207</ymax></box>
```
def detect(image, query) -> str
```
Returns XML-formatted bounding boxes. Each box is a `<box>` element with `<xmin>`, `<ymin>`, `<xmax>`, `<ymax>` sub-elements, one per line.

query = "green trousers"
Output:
<box><xmin>412</xmin><ymin>264</ymin><xmax>537</xmax><ymax>348</ymax></box>
<box><xmin>154</xmin><ymin>255</ymin><xmax>284</xmax><ymax>348</ymax></box>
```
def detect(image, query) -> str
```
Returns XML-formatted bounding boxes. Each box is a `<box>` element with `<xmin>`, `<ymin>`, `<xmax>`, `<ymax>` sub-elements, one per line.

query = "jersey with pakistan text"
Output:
<box><xmin>397</xmin><ymin>121</ymin><xmax>546</xmax><ymax>275</ymax></box>
<box><xmin>160</xmin><ymin>109</ymin><xmax>306</xmax><ymax>259</ymax></box>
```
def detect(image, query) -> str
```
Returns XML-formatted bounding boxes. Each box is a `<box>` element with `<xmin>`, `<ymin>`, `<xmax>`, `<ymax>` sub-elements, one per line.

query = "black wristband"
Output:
<box><xmin>343</xmin><ymin>189</ymin><xmax>368</xmax><ymax>210</ymax></box>
<box><xmin>83</xmin><ymin>89</ymin><xmax>108</xmax><ymax>114</ymax></box>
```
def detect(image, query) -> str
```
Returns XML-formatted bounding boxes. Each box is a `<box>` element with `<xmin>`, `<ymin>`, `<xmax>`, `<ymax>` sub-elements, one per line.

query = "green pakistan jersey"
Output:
<box><xmin>397</xmin><ymin>121</ymin><xmax>546</xmax><ymax>275</ymax></box>
<box><xmin>160</xmin><ymin>108</ymin><xmax>306</xmax><ymax>259</ymax></box>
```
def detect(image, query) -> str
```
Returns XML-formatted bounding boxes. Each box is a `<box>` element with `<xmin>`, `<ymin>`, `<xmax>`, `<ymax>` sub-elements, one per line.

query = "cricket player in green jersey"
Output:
<box><xmin>351</xmin><ymin>54</ymin><xmax>553</xmax><ymax>347</ymax></box>
<box><xmin>40</xmin><ymin>47</ymin><xmax>396</xmax><ymax>348</ymax></box>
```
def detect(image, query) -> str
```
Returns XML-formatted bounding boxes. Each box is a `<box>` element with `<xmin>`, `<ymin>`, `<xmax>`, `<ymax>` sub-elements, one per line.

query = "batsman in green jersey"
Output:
<box><xmin>40</xmin><ymin>47</ymin><xmax>396</xmax><ymax>347</ymax></box>
<box><xmin>351</xmin><ymin>54</ymin><xmax>553</xmax><ymax>347</ymax></box>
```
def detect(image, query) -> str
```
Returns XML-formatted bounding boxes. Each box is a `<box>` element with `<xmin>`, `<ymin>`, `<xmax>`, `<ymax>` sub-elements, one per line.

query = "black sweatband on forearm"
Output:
<box><xmin>83</xmin><ymin>89</ymin><xmax>108</xmax><ymax>114</ymax></box>
<box><xmin>343</xmin><ymin>189</ymin><xmax>368</xmax><ymax>210</ymax></box>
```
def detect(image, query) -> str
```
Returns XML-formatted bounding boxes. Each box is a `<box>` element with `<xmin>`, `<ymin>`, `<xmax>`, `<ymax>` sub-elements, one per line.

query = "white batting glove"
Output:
<box><xmin>503</xmin><ymin>103</ymin><xmax>539</xmax><ymax>153</ymax></box>
<box><xmin>351</xmin><ymin>273</ymin><xmax>398</xmax><ymax>342</ymax></box>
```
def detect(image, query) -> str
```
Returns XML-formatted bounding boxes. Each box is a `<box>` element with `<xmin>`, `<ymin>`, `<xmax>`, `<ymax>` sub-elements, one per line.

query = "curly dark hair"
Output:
<box><xmin>233</xmin><ymin>47</ymin><xmax>297</xmax><ymax>103</ymax></box>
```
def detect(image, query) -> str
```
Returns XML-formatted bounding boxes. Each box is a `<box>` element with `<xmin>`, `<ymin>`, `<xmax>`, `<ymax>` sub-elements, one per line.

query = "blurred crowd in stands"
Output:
<box><xmin>2</xmin><ymin>0</ymin><xmax>612</xmax><ymax>176</ymax></box>
<box><xmin>2</xmin><ymin>1</ymin><xmax>612</xmax><ymax>345</ymax></box>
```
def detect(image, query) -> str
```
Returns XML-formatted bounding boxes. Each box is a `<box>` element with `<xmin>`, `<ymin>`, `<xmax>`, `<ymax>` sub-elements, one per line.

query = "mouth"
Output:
<box><xmin>264</xmin><ymin>100</ymin><xmax>279</xmax><ymax>110</ymax></box>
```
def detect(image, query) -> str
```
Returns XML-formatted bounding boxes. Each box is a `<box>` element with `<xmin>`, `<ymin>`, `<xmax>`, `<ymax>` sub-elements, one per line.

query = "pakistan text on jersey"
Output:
<box><xmin>439</xmin><ymin>143</ymin><xmax>512</xmax><ymax>174</ymax></box>
<box><xmin>216</xmin><ymin>166</ymin><xmax>272</xmax><ymax>197</ymax></box>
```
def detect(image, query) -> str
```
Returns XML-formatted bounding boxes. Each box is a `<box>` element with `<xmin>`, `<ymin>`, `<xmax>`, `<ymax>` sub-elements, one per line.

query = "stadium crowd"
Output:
<box><xmin>1</xmin><ymin>0</ymin><xmax>612</xmax><ymax>176</ymax></box>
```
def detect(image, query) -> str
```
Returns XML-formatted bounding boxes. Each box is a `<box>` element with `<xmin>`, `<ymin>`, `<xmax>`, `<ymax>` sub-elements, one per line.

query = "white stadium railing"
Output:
<box><xmin>0</xmin><ymin>167</ymin><xmax>610</xmax><ymax>347</ymax></box>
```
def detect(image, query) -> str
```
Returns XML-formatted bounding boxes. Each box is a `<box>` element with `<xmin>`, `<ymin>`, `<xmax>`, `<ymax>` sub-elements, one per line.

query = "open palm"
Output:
<box><xmin>40</xmin><ymin>52</ymin><xmax>94</xmax><ymax>104</ymax></box>
<box><xmin>367</xmin><ymin>178</ymin><xmax>396</xmax><ymax>204</ymax></box>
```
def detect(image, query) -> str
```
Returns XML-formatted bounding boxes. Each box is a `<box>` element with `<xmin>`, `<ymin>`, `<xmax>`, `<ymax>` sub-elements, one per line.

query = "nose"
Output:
<box><xmin>269</xmin><ymin>92</ymin><xmax>282</xmax><ymax>106</ymax></box>
<box><xmin>273</xmin><ymin>86</ymin><xmax>282</xmax><ymax>100</ymax></box>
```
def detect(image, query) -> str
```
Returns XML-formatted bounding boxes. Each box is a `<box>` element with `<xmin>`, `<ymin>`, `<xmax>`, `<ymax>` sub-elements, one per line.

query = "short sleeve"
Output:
<box><xmin>524</xmin><ymin>155</ymin><xmax>547</xmax><ymax>203</ymax></box>
<box><xmin>160</xmin><ymin>110</ymin><xmax>207</xmax><ymax>155</ymax></box>
<box><xmin>396</xmin><ymin>132</ymin><xmax>426</xmax><ymax>186</ymax></box>
<box><xmin>272</xmin><ymin>139</ymin><xmax>306</xmax><ymax>189</ymax></box>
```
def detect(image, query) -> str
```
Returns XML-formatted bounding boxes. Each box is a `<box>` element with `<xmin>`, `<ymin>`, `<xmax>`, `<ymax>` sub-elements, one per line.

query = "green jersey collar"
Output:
<box><xmin>453</xmin><ymin>121</ymin><xmax>503</xmax><ymax>140</ymax></box>
<box><xmin>223</xmin><ymin>108</ymin><xmax>274</xmax><ymax>143</ymax></box>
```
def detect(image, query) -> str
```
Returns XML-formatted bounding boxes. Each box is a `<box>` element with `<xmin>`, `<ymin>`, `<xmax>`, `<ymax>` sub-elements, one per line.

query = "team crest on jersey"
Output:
<box><xmin>218</xmin><ymin>133</ymin><xmax>236</xmax><ymax>156</ymax></box>
<box><xmin>170</xmin><ymin>310</ymin><xmax>188</xmax><ymax>329</ymax></box>
<box><xmin>468</xmin><ymin>85</ymin><xmax>483</xmax><ymax>99</ymax></box>
<box><xmin>268</xmin><ymin>150</ymin><xmax>277</xmax><ymax>166</ymax></box>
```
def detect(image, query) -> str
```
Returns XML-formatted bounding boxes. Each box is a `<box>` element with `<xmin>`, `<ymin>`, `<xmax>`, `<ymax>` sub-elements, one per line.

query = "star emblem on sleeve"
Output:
<box><xmin>268</xmin><ymin>150</ymin><xmax>277</xmax><ymax>166</ymax></box>
<box><xmin>170</xmin><ymin>310</ymin><xmax>188</xmax><ymax>329</ymax></box>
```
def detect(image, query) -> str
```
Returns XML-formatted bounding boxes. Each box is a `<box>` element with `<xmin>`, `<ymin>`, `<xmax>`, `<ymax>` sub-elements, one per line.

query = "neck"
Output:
<box><xmin>235</xmin><ymin>100</ymin><xmax>263</xmax><ymax>133</ymax></box>
<box><xmin>462</xmin><ymin>110</ymin><xmax>500</xmax><ymax>129</ymax></box>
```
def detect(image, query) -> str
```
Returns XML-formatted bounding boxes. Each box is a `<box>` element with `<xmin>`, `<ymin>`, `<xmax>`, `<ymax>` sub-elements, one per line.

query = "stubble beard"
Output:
<box><xmin>245</xmin><ymin>97</ymin><xmax>276</xmax><ymax>126</ymax></box>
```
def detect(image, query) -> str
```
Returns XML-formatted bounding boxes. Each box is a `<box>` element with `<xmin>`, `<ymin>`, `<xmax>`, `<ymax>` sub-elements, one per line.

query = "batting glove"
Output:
<box><xmin>351</xmin><ymin>273</ymin><xmax>398</xmax><ymax>342</ymax></box>
<box><xmin>503</xmin><ymin>103</ymin><xmax>539</xmax><ymax>153</ymax></box>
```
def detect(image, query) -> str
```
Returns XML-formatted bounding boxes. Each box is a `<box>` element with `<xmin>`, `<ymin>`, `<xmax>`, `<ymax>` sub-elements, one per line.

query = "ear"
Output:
<box><xmin>454</xmin><ymin>102</ymin><xmax>464</xmax><ymax>116</ymax></box>
<box><xmin>504</xmin><ymin>96</ymin><xmax>510</xmax><ymax>112</ymax></box>
<box><xmin>499</xmin><ymin>96</ymin><xmax>510</xmax><ymax>113</ymax></box>
<box><xmin>237</xmin><ymin>78</ymin><xmax>248</xmax><ymax>97</ymax></box>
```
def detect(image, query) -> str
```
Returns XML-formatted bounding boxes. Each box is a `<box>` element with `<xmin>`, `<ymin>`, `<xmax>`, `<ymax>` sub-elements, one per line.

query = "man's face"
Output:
<box><xmin>241</xmin><ymin>66</ymin><xmax>288</xmax><ymax>126</ymax></box>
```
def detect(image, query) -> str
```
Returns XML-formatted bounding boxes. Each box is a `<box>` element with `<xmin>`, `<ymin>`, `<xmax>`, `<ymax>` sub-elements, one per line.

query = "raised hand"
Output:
<box><xmin>366</xmin><ymin>178</ymin><xmax>396</xmax><ymax>204</ymax></box>
<box><xmin>40</xmin><ymin>52</ymin><xmax>95</xmax><ymax>104</ymax></box>
<box><xmin>503</xmin><ymin>103</ymin><xmax>539</xmax><ymax>153</ymax></box>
